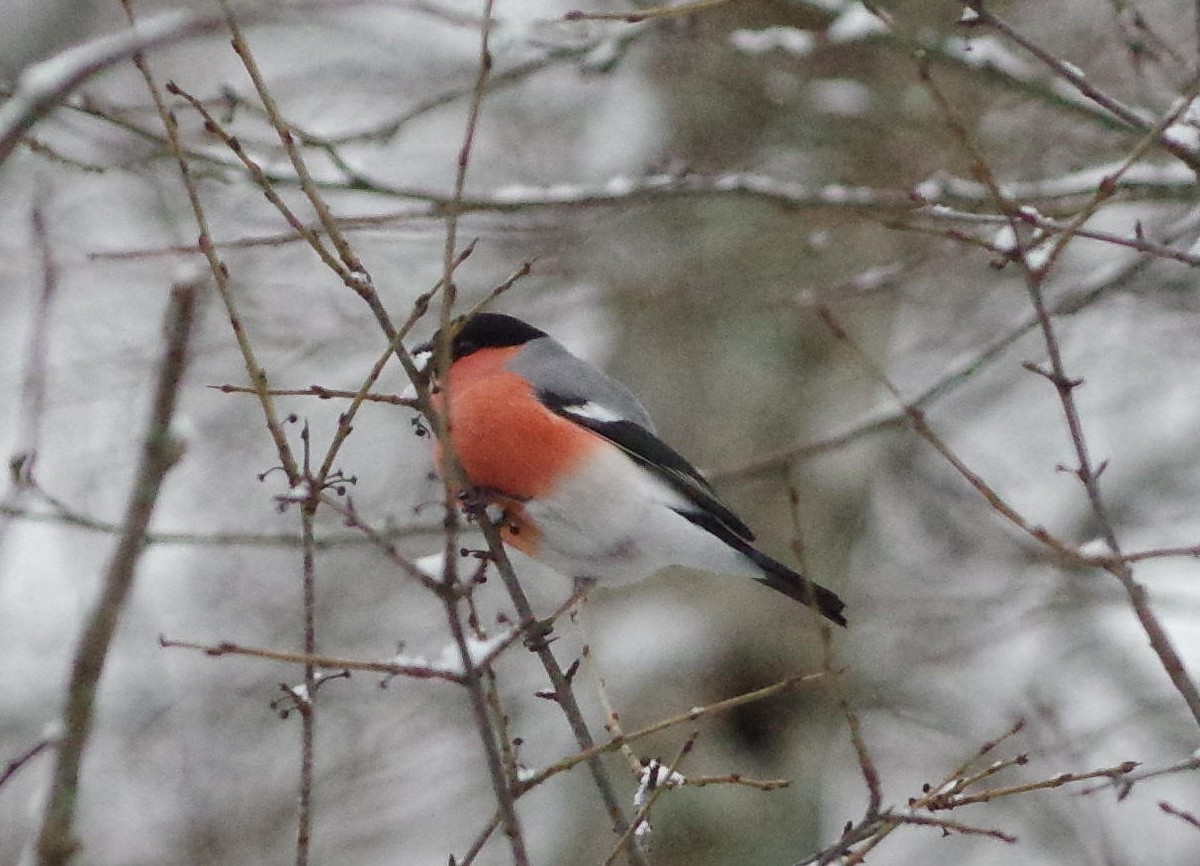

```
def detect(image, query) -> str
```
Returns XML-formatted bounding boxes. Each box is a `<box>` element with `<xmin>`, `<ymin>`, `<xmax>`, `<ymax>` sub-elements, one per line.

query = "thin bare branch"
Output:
<box><xmin>159</xmin><ymin>637</ymin><xmax>457</xmax><ymax>684</ymax></box>
<box><xmin>565</xmin><ymin>0</ymin><xmax>729</xmax><ymax>23</ymax></box>
<box><xmin>35</xmin><ymin>283</ymin><xmax>197</xmax><ymax>866</ymax></box>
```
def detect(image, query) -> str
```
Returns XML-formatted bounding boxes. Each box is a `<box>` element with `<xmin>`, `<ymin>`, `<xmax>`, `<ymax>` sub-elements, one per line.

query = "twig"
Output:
<box><xmin>685</xmin><ymin>774</ymin><xmax>789</xmax><ymax>791</ymax></box>
<box><xmin>0</xmin><ymin>738</ymin><xmax>53</xmax><ymax>791</ymax></box>
<box><xmin>565</xmin><ymin>0</ymin><xmax>729</xmax><ymax>23</ymax></box>
<box><xmin>35</xmin><ymin>283</ymin><xmax>197</xmax><ymax>866</ymax></box>
<box><xmin>517</xmin><ymin>671</ymin><xmax>829</xmax><ymax>789</ymax></box>
<box><xmin>159</xmin><ymin>636</ymin><xmax>474</xmax><ymax>683</ymax></box>
<box><xmin>888</xmin><ymin>813</ymin><xmax>1016</xmax><ymax>843</ymax></box>
<box><xmin>164</xmin><ymin>82</ymin><xmax>355</xmax><ymax>287</ymax></box>
<box><xmin>896</xmin><ymin>204</ymin><xmax>1200</xmax><ymax>267</ymax></box>
<box><xmin>317</xmin><ymin>495</ymin><xmax>447</xmax><ymax>593</ymax></box>
<box><xmin>0</xmin><ymin>498</ymin><xmax>438</xmax><ymax>547</ymax></box>
<box><xmin>1159</xmin><ymin>800</ymin><xmax>1200</xmax><ymax>831</ymax></box>
<box><xmin>473</xmin><ymin>525</ymin><xmax>645</xmax><ymax>863</ymax></box>
<box><xmin>783</xmin><ymin>476</ymin><xmax>882</xmax><ymax>826</ymax></box>
<box><xmin>814</xmin><ymin>719</ymin><xmax>1027</xmax><ymax>865</ymax></box>
<box><xmin>1081</xmin><ymin>752</ymin><xmax>1200</xmax><ymax>798</ymax></box>
<box><xmin>210</xmin><ymin>383</ymin><xmax>414</xmax><ymax>406</ymax></box>
<box><xmin>295</xmin><ymin>428</ymin><xmax>318</xmax><ymax>866</ymax></box>
<box><xmin>19</xmin><ymin>197</ymin><xmax>56</xmax><ymax>460</ymax></box>
<box><xmin>926</xmin><ymin>761</ymin><xmax>1138</xmax><ymax>810</ymax></box>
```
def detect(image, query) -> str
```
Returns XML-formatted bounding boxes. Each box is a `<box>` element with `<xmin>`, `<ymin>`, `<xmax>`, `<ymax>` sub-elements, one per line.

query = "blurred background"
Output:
<box><xmin>2</xmin><ymin>1</ymin><xmax>1199</xmax><ymax>864</ymax></box>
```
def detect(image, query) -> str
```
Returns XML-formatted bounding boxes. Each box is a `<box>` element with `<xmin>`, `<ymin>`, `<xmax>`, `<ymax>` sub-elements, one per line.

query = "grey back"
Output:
<box><xmin>507</xmin><ymin>336</ymin><xmax>656</xmax><ymax>433</ymax></box>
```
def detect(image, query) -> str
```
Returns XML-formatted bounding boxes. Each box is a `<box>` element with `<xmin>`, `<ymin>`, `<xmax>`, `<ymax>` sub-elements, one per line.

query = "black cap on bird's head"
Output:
<box><xmin>447</xmin><ymin>313</ymin><xmax>547</xmax><ymax>360</ymax></box>
<box><xmin>417</xmin><ymin>312</ymin><xmax>547</xmax><ymax>363</ymax></box>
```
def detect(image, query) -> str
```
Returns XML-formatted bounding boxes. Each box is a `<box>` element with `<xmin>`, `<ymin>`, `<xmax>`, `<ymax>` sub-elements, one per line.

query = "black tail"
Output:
<box><xmin>671</xmin><ymin>508</ymin><xmax>847</xmax><ymax>626</ymax></box>
<box><xmin>744</xmin><ymin>547</ymin><xmax>847</xmax><ymax>627</ymax></box>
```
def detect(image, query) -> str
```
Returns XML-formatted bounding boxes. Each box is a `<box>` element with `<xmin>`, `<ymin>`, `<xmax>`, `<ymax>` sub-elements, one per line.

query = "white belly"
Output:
<box><xmin>521</xmin><ymin>446</ymin><xmax>756</xmax><ymax>585</ymax></box>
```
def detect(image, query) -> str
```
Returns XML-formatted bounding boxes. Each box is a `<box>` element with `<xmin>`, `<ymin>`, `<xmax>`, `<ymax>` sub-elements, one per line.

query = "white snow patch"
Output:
<box><xmin>604</xmin><ymin>175</ymin><xmax>636</xmax><ymax>196</ymax></box>
<box><xmin>809</xmin><ymin>78</ymin><xmax>872</xmax><ymax>116</ymax></box>
<box><xmin>1061</xmin><ymin>61</ymin><xmax>1086</xmax><ymax>79</ymax></box>
<box><xmin>634</xmin><ymin>759</ymin><xmax>686</xmax><ymax>807</ymax></box>
<box><xmin>1077</xmin><ymin>537</ymin><xmax>1110</xmax><ymax>558</ymax></box>
<box><xmin>169</xmin><ymin>413</ymin><xmax>196</xmax><ymax>448</ymax></box>
<box><xmin>1024</xmin><ymin>239</ymin><xmax>1053</xmax><ymax>272</ymax></box>
<box><xmin>991</xmin><ymin>224</ymin><xmax>1017</xmax><ymax>253</ymax></box>
<box><xmin>279</xmin><ymin>481</ymin><xmax>312</xmax><ymax>503</ymax></box>
<box><xmin>414</xmin><ymin>552</ymin><xmax>446</xmax><ymax>580</ymax></box>
<box><xmin>1164</xmin><ymin>123</ymin><xmax>1200</xmax><ymax>153</ymax></box>
<box><xmin>491</xmin><ymin>183</ymin><xmax>546</xmax><ymax>202</ymax></box>
<box><xmin>946</xmin><ymin>35</ymin><xmax>1030</xmax><ymax>77</ymax></box>
<box><xmin>729</xmin><ymin>26</ymin><xmax>815</xmax><ymax>57</ymax></box>
<box><xmin>390</xmin><ymin>629</ymin><xmax>516</xmax><ymax>677</ymax></box>
<box><xmin>827</xmin><ymin>3</ymin><xmax>888</xmax><ymax>43</ymax></box>
<box><xmin>912</xmin><ymin>177</ymin><xmax>943</xmax><ymax>200</ymax></box>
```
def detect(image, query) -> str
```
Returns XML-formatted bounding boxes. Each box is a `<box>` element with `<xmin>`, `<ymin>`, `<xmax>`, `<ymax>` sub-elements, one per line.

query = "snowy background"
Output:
<box><xmin>2</xmin><ymin>1</ymin><xmax>1199</xmax><ymax>864</ymax></box>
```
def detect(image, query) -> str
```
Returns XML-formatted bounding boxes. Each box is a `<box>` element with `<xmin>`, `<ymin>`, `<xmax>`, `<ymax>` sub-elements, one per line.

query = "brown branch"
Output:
<box><xmin>517</xmin><ymin>670</ymin><xmax>829</xmax><ymax>790</ymax></box>
<box><xmin>888</xmin><ymin>813</ymin><xmax>1017</xmax><ymax>843</ymax></box>
<box><xmin>164</xmin><ymin>82</ymin><xmax>353</xmax><ymax>285</ymax></box>
<box><xmin>1159</xmin><ymin>800</ymin><xmax>1200</xmax><ymax>831</ymax></box>
<box><xmin>0</xmin><ymin>738</ymin><xmax>53</xmax><ymax>792</ymax></box>
<box><xmin>1082</xmin><ymin>752</ymin><xmax>1200</xmax><ymax>798</ymax></box>
<box><xmin>295</xmin><ymin>431</ymin><xmax>318</xmax><ymax>866</ymax></box>
<box><xmin>933</xmin><ymin>53</ymin><xmax>1200</xmax><ymax>731</ymax></box>
<box><xmin>1106</xmin><ymin>543</ymin><xmax>1200</xmax><ymax>565</ymax></box>
<box><xmin>159</xmin><ymin>637</ymin><xmax>454</xmax><ymax>684</ymax></box>
<box><xmin>210</xmin><ymin>383</ymin><xmax>415</xmax><ymax>407</ymax></box>
<box><xmin>971</xmin><ymin>3</ymin><xmax>1200</xmax><ymax>173</ymax></box>
<box><xmin>897</xmin><ymin>205</ymin><xmax>1200</xmax><ymax>267</ymax></box>
<box><xmin>926</xmin><ymin>762</ymin><xmax>1138</xmax><ymax>810</ymax></box>
<box><xmin>0</xmin><ymin>497</ymin><xmax>439</xmax><ymax>547</ymax></box>
<box><xmin>812</xmin><ymin>306</ymin><xmax>1090</xmax><ymax>566</ymax></box>
<box><xmin>684</xmin><ymin>774</ymin><xmax>790</xmax><ymax>791</ymax></box>
<box><xmin>35</xmin><ymin>283</ymin><xmax>197</xmax><ymax>866</ymax></box>
<box><xmin>565</xmin><ymin>0</ymin><xmax>729</xmax><ymax>23</ymax></box>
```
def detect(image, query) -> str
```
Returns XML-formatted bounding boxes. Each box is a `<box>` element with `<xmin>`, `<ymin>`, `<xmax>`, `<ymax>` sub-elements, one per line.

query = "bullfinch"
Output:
<box><xmin>412</xmin><ymin>312</ymin><xmax>847</xmax><ymax>627</ymax></box>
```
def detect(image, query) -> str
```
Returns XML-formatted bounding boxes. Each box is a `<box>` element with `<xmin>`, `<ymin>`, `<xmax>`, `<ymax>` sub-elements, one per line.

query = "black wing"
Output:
<box><xmin>540</xmin><ymin>389</ymin><xmax>849</xmax><ymax>627</ymax></box>
<box><xmin>538</xmin><ymin>390</ymin><xmax>755</xmax><ymax>542</ymax></box>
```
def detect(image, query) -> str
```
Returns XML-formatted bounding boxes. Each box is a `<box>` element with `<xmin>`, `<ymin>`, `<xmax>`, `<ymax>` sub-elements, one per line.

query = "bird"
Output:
<box><xmin>411</xmin><ymin>311</ymin><xmax>846</xmax><ymax>627</ymax></box>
